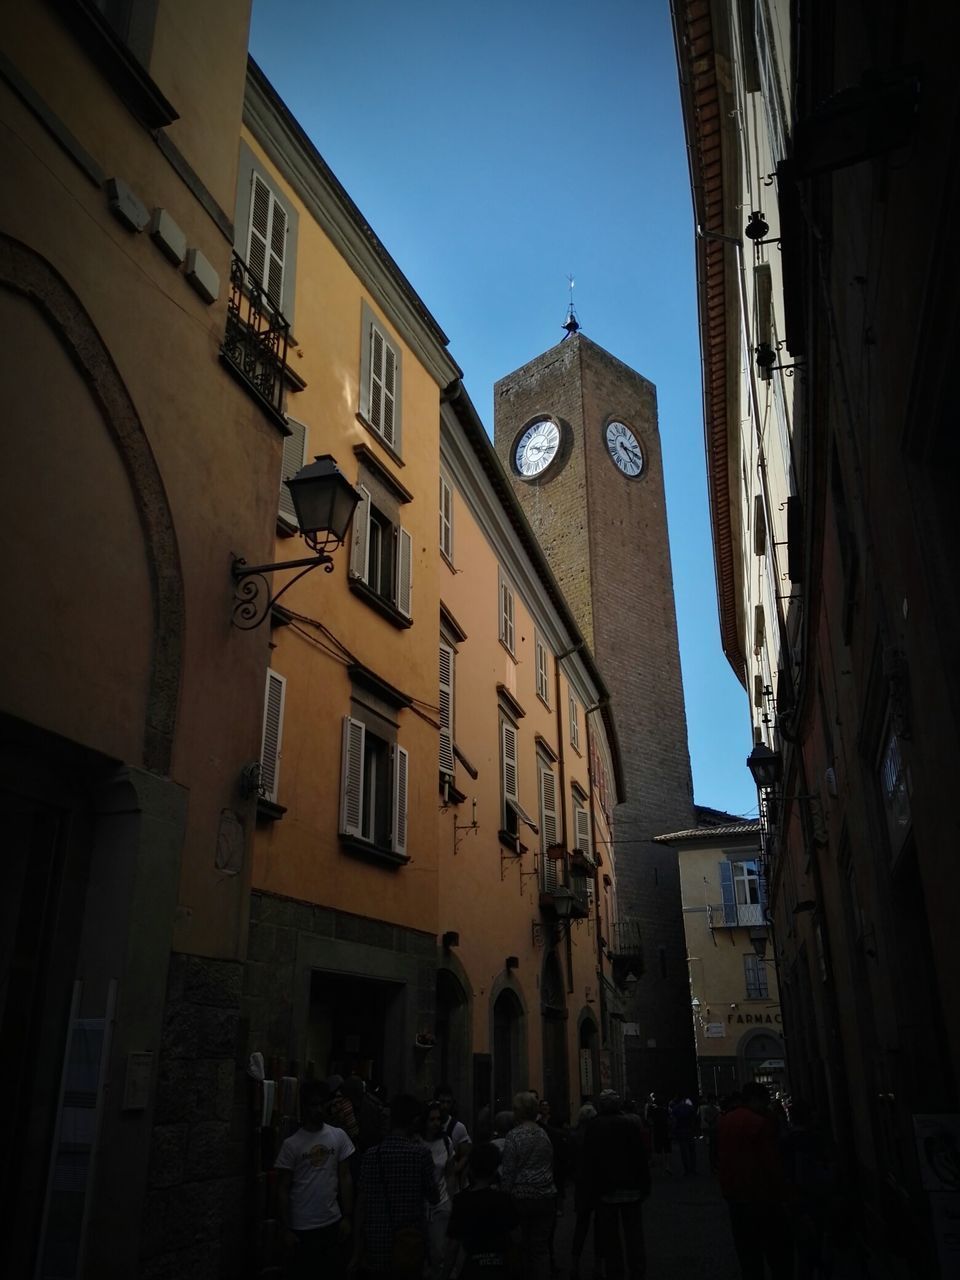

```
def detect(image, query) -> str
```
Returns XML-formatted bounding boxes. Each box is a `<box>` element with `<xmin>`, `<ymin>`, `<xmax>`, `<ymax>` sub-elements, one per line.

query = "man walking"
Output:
<box><xmin>581</xmin><ymin>1090</ymin><xmax>651</xmax><ymax>1280</ymax></box>
<box><xmin>717</xmin><ymin>1081</ymin><xmax>791</xmax><ymax>1279</ymax></box>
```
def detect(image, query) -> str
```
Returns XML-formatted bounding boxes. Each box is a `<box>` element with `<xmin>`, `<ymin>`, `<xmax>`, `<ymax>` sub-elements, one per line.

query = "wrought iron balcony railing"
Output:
<box><xmin>708</xmin><ymin>902</ymin><xmax>766</xmax><ymax>928</ymax></box>
<box><xmin>220</xmin><ymin>251</ymin><xmax>289</xmax><ymax>423</ymax></box>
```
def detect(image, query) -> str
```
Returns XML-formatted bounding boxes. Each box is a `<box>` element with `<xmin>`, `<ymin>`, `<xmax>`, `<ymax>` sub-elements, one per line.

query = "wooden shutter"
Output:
<box><xmin>368</xmin><ymin>323</ymin><xmax>398</xmax><ymax>446</ymax></box>
<box><xmin>392</xmin><ymin>744</ymin><xmax>408</xmax><ymax>856</ymax></box>
<box><xmin>719</xmin><ymin>860</ymin><xmax>736</xmax><ymax>926</ymax></box>
<box><xmin>340</xmin><ymin>716</ymin><xmax>365</xmax><ymax>837</ymax></box>
<box><xmin>349</xmin><ymin>485</ymin><xmax>371</xmax><ymax>581</ymax></box>
<box><xmin>536</xmin><ymin>639</ymin><xmax>549</xmax><ymax>703</ymax></box>
<box><xmin>574</xmin><ymin>800</ymin><xmax>591</xmax><ymax>860</ymax></box>
<box><xmin>279</xmin><ymin>418</ymin><xmax>307</xmax><ymax>524</ymax></box>
<box><xmin>500</xmin><ymin>577</ymin><xmax>514</xmax><ymax>651</ymax></box>
<box><xmin>579</xmin><ymin>1048</ymin><xmax>594</xmax><ymax>1095</ymax></box>
<box><xmin>501</xmin><ymin>721</ymin><xmax>518</xmax><ymax>814</ymax></box>
<box><xmin>540</xmin><ymin>763</ymin><xmax>559</xmax><ymax>891</ymax></box>
<box><xmin>247</xmin><ymin>171</ymin><xmax>286</xmax><ymax>309</ymax></box>
<box><xmin>259</xmin><ymin>670</ymin><xmax>286</xmax><ymax>803</ymax></box>
<box><xmin>439</xmin><ymin>474</ymin><xmax>453</xmax><ymax>559</ymax></box>
<box><xmin>569</xmin><ymin>693</ymin><xmax>580</xmax><ymax>751</ymax></box>
<box><xmin>439</xmin><ymin>642</ymin><xmax>455</xmax><ymax>776</ymax></box>
<box><xmin>396</xmin><ymin>525</ymin><xmax>413</xmax><ymax>617</ymax></box>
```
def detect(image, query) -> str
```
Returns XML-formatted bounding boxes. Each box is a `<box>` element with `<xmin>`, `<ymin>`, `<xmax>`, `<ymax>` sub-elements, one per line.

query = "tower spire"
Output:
<box><xmin>562</xmin><ymin>274</ymin><xmax>580</xmax><ymax>338</ymax></box>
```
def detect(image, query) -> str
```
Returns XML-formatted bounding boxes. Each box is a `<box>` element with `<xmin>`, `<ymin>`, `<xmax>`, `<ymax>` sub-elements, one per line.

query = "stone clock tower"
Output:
<box><xmin>494</xmin><ymin>330</ymin><xmax>696</xmax><ymax>1096</ymax></box>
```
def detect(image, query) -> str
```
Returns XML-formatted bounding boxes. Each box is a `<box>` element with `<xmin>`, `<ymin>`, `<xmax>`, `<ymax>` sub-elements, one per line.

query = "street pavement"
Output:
<box><xmin>552</xmin><ymin>1153</ymin><xmax>741</xmax><ymax>1280</ymax></box>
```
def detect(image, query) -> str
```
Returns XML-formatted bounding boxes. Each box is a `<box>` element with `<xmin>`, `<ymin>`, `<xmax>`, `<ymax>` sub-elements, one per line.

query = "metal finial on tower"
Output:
<box><xmin>562</xmin><ymin>274</ymin><xmax>580</xmax><ymax>337</ymax></box>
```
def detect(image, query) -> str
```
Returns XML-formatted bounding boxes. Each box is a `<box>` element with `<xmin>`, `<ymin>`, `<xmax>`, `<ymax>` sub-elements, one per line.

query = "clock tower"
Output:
<box><xmin>494</xmin><ymin>330</ymin><xmax>697</xmax><ymax>1096</ymax></box>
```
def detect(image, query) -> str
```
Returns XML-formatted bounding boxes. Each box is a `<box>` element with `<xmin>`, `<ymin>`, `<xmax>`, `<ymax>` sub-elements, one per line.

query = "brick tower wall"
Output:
<box><xmin>494</xmin><ymin>334</ymin><xmax>697</xmax><ymax>1098</ymax></box>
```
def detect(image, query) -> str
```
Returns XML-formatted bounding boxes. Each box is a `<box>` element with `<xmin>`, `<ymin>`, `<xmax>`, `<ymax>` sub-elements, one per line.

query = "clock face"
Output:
<box><xmin>605</xmin><ymin>420</ymin><xmax>644</xmax><ymax>476</ymax></box>
<box><xmin>515</xmin><ymin>418</ymin><xmax>561</xmax><ymax>477</ymax></box>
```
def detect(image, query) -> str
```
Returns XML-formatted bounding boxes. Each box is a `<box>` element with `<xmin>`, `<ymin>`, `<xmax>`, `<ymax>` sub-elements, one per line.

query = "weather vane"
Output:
<box><xmin>562</xmin><ymin>274</ymin><xmax>580</xmax><ymax>337</ymax></box>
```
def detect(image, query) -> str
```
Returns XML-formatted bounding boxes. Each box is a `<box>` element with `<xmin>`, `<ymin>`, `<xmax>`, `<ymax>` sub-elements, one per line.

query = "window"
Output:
<box><xmin>879</xmin><ymin>720</ymin><xmax>911</xmax><ymax>861</ymax></box>
<box><xmin>359</xmin><ymin>302</ymin><xmax>402</xmax><ymax>452</ymax></box>
<box><xmin>535</xmin><ymin>634</ymin><xmax>550</xmax><ymax>705</ymax></box>
<box><xmin>718</xmin><ymin>859</ymin><xmax>766</xmax><ymax>926</ymax></box>
<box><xmin>439</xmin><ymin>473</ymin><xmax>453</xmax><ymax>561</ymax></box>
<box><xmin>539</xmin><ymin>758</ymin><xmax>560</xmax><ymax>893</ymax></box>
<box><xmin>744</xmin><ymin>953</ymin><xmax>769</xmax><ymax>999</ymax></box>
<box><xmin>235</xmin><ymin>143</ymin><xmax>298</xmax><ymax>323</ymax></box>
<box><xmin>499</xmin><ymin>573</ymin><xmax>515</xmax><ymax>655</ymax></box>
<box><xmin>339</xmin><ymin>716</ymin><xmax>408</xmax><ymax>858</ymax></box>
<box><xmin>573</xmin><ymin>790</ymin><xmax>593</xmax><ymax>909</ymax></box>
<box><xmin>259</xmin><ymin>669</ymin><xmax>286</xmax><ymax>804</ymax></box>
<box><xmin>350</xmin><ymin>485</ymin><xmax>413</xmax><ymax>621</ymax></box>
<box><xmin>439</xmin><ymin>642</ymin><xmax>455</xmax><ymax>777</ymax></box>
<box><xmin>91</xmin><ymin>0</ymin><xmax>158</xmax><ymax>63</ymax></box>
<box><xmin>569</xmin><ymin>692</ymin><xmax>581</xmax><ymax>752</ymax></box>
<box><xmin>279</xmin><ymin>418</ymin><xmax>308</xmax><ymax>527</ymax></box>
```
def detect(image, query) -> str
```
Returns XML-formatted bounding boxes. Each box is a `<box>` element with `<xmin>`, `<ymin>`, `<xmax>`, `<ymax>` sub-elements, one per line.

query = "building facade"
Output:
<box><xmin>493</xmin><ymin>332</ymin><xmax>697</xmax><ymax>1097</ymax></box>
<box><xmin>655</xmin><ymin>811</ymin><xmax>784</xmax><ymax>1099</ymax></box>
<box><xmin>673</xmin><ymin>0</ymin><xmax>959</xmax><ymax>1273</ymax></box>
<box><xmin>0</xmin><ymin>3</ymin><xmax>280</xmax><ymax>1276</ymax></box>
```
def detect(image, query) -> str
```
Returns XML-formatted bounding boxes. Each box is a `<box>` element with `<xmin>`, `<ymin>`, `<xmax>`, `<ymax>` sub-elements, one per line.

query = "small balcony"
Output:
<box><xmin>708</xmin><ymin>902</ymin><xmax>766</xmax><ymax>928</ymax></box>
<box><xmin>609</xmin><ymin>917</ymin><xmax>643</xmax><ymax>960</ymax></box>
<box><xmin>220</xmin><ymin>251</ymin><xmax>289</xmax><ymax>427</ymax></box>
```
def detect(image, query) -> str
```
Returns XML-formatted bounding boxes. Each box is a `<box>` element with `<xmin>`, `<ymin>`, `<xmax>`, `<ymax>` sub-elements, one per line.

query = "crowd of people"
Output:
<box><xmin>271</xmin><ymin>1075</ymin><xmax>841</xmax><ymax>1280</ymax></box>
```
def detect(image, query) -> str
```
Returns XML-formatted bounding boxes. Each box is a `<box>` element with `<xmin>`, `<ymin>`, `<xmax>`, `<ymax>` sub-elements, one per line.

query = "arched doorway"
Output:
<box><xmin>541</xmin><ymin>951</ymin><xmax>569</xmax><ymax>1120</ymax></box>
<box><xmin>436</xmin><ymin>968</ymin><xmax>470</xmax><ymax>1107</ymax></box>
<box><xmin>739</xmin><ymin>1029</ymin><xmax>786</xmax><ymax>1094</ymax></box>
<box><xmin>493</xmin><ymin>988</ymin><xmax>523</xmax><ymax>1113</ymax></box>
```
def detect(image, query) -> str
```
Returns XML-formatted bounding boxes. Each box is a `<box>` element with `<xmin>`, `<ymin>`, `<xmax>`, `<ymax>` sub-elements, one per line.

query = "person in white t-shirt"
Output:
<box><xmin>423</xmin><ymin>1101</ymin><xmax>456</xmax><ymax>1280</ymax></box>
<box><xmin>437</xmin><ymin>1085</ymin><xmax>472</xmax><ymax>1196</ymax></box>
<box><xmin>275</xmin><ymin>1080</ymin><xmax>355</xmax><ymax>1279</ymax></box>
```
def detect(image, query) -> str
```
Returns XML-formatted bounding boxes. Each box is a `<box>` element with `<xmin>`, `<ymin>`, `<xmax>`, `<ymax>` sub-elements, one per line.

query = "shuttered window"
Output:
<box><xmin>392</xmin><ymin>744</ymin><xmax>409</xmax><ymax>856</ymax></box>
<box><xmin>349</xmin><ymin>485</ymin><xmax>371</xmax><ymax>581</ymax></box>
<box><xmin>501</xmin><ymin>720</ymin><xmax>518</xmax><ymax>833</ymax></box>
<box><xmin>396</xmin><ymin>527</ymin><xmax>413</xmax><ymax>618</ymax></box>
<box><xmin>368</xmin><ymin>321</ymin><xmax>398</xmax><ymax>447</ymax></box>
<box><xmin>499</xmin><ymin>574</ymin><xmax>515</xmax><ymax>654</ymax></box>
<box><xmin>340</xmin><ymin>716</ymin><xmax>366</xmax><ymax>838</ymax></box>
<box><xmin>439</xmin><ymin>473</ymin><xmax>453</xmax><ymax>560</ymax></box>
<box><xmin>718</xmin><ymin>860</ymin><xmax>736</xmax><ymax>926</ymax></box>
<box><xmin>439</xmin><ymin>642</ymin><xmax>455</xmax><ymax>776</ymax></box>
<box><xmin>744</xmin><ymin>953</ymin><xmax>769</xmax><ymax>999</ymax></box>
<box><xmin>540</xmin><ymin>761</ymin><xmax>559</xmax><ymax>892</ymax></box>
<box><xmin>247</xmin><ymin>170</ymin><xmax>287</xmax><ymax>310</ymax></box>
<box><xmin>574</xmin><ymin>797</ymin><xmax>591</xmax><ymax>861</ymax></box>
<box><xmin>569</xmin><ymin>693</ymin><xmax>581</xmax><ymax>752</ymax></box>
<box><xmin>259</xmin><ymin>670</ymin><xmax>286</xmax><ymax>803</ymax></box>
<box><xmin>279</xmin><ymin>418</ymin><xmax>308</xmax><ymax>525</ymax></box>
<box><xmin>535</xmin><ymin>635</ymin><xmax>550</xmax><ymax>705</ymax></box>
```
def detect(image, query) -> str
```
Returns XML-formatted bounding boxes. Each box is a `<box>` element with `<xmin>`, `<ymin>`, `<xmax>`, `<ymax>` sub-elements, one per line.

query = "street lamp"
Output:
<box><xmin>746</xmin><ymin>743</ymin><xmax>782</xmax><ymax>790</ymax></box>
<box><xmin>232</xmin><ymin>454</ymin><xmax>360</xmax><ymax>629</ymax></box>
<box><xmin>531</xmin><ymin>885</ymin><xmax>576</xmax><ymax>946</ymax></box>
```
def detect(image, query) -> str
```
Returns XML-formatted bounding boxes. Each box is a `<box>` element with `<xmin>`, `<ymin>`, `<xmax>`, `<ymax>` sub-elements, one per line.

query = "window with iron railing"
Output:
<box><xmin>220</xmin><ymin>251</ymin><xmax>289</xmax><ymax>425</ymax></box>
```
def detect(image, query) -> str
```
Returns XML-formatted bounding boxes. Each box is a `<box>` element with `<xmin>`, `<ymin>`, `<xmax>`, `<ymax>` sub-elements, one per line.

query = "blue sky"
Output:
<box><xmin>250</xmin><ymin>0</ymin><xmax>758</xmax><ymax>817</ymax></box>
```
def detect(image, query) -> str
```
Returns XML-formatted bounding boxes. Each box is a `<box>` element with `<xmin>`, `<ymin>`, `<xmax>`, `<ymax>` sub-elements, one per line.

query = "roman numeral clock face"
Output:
<box><xmin>515</xmin><ymin>418</ymin><xmax>561</xmax><ymax>477</ymax></box>
<box><xmin>605</xmin><ymin>421</ymin><xmax>644</xmax><ymax>476</ymax></box>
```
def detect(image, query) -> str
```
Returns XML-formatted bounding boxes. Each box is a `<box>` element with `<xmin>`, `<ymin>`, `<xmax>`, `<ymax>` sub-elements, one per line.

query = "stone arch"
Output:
<box><xmin>0</xmin><ymin>234</ymin><xmax>183</xmax><ymax>773</ymax></box>
<box><xmin>737</xmin><ymin>1027</ymin><xmax>786</xmax><ymax>1090</ymax></box>
<box><xmin>489</xmin><ymin>974</ymin><xmax>527</xmax><ymax>1115</ymax></box>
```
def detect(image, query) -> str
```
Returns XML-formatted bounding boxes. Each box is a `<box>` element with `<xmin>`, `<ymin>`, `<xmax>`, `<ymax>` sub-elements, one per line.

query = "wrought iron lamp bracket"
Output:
<box><xmin>231</xmin><ymin>532</ymin><xmax>340</xmax><ymax>630</ymax></box>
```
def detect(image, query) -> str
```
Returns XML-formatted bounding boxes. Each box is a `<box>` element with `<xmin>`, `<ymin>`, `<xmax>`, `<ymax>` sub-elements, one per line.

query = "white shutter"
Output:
<box><xmin>259</xmin><ymin>670</ymin><xmax>286</xmax><ymax>803</ymax></box>
<box><xmin>574</xmin><ymin>801</ymin><xmax>592</xmax><ymax>860</ymax></box>
<box><xmin>499</xmin><ymin>577</ymin><xmax>514</xmax><ymax>651</ymax></box>
<box><xmin>349</xmin><ymin>485</ymin><xmax>371</xmax><ymax>581</ymax></box>
<box><xmin>247</xmin><ymin>171</ymin><xmax>286</xmax><ymax>310</ymax></box>
<box><xmin>247</xmin><ymin>171</ymin><xmax>270</xmax><ymax>288</ymax></box>
<box><xmin>569</xmin><ymin>693</ymin><xmax>580</xmax><ymax>751</ymax></box>
<box><xmin>279</xmin><ymin>419</ymin><xmax>307</xmax><ymax>524</ymax></box>
<box><xmin>536</xmin><ymin>638</ymin><xmax>549</xmax><ymax>703</ymax></box>
<box><xmin>382</xmin><ymin>342</ymin><xmax>397</xmax><ymax>446</ymax></box>
<box><xmin>439</xmin><ymin>474</ymin><xmax>453</xmax><ymax>559</ymax></box>
<box><xmin>396</xmin><ymin>526</ymin><xmax>412</xmax><ymax>618</ymax></box>
<box><xmin>392</xmin><ymin>744</ymin><xmax>409</xmax><ymax>856</ymax></box>
<box><xmin>540</xmin><ymin>764</ymin><xmax>559</xmax><ymax>892</ymax></box>
<box><xmin>369</xmin><ymin>324</ymin><xmax>384</xmax><ymax>432</ymax></box>
<box><xmin>501</xmin><ymin>721</ymin><xmax>518</xmax><ymax>810</ymax></box>
<box><xmin>340</xmin><ymin>716</ymin><xmax>365</xmax><ymax>837</ymax></box>
<box><xmin>439</xmin><ymin>642</ymin><xmax>455</xmax><ymax>776</ymax></box>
